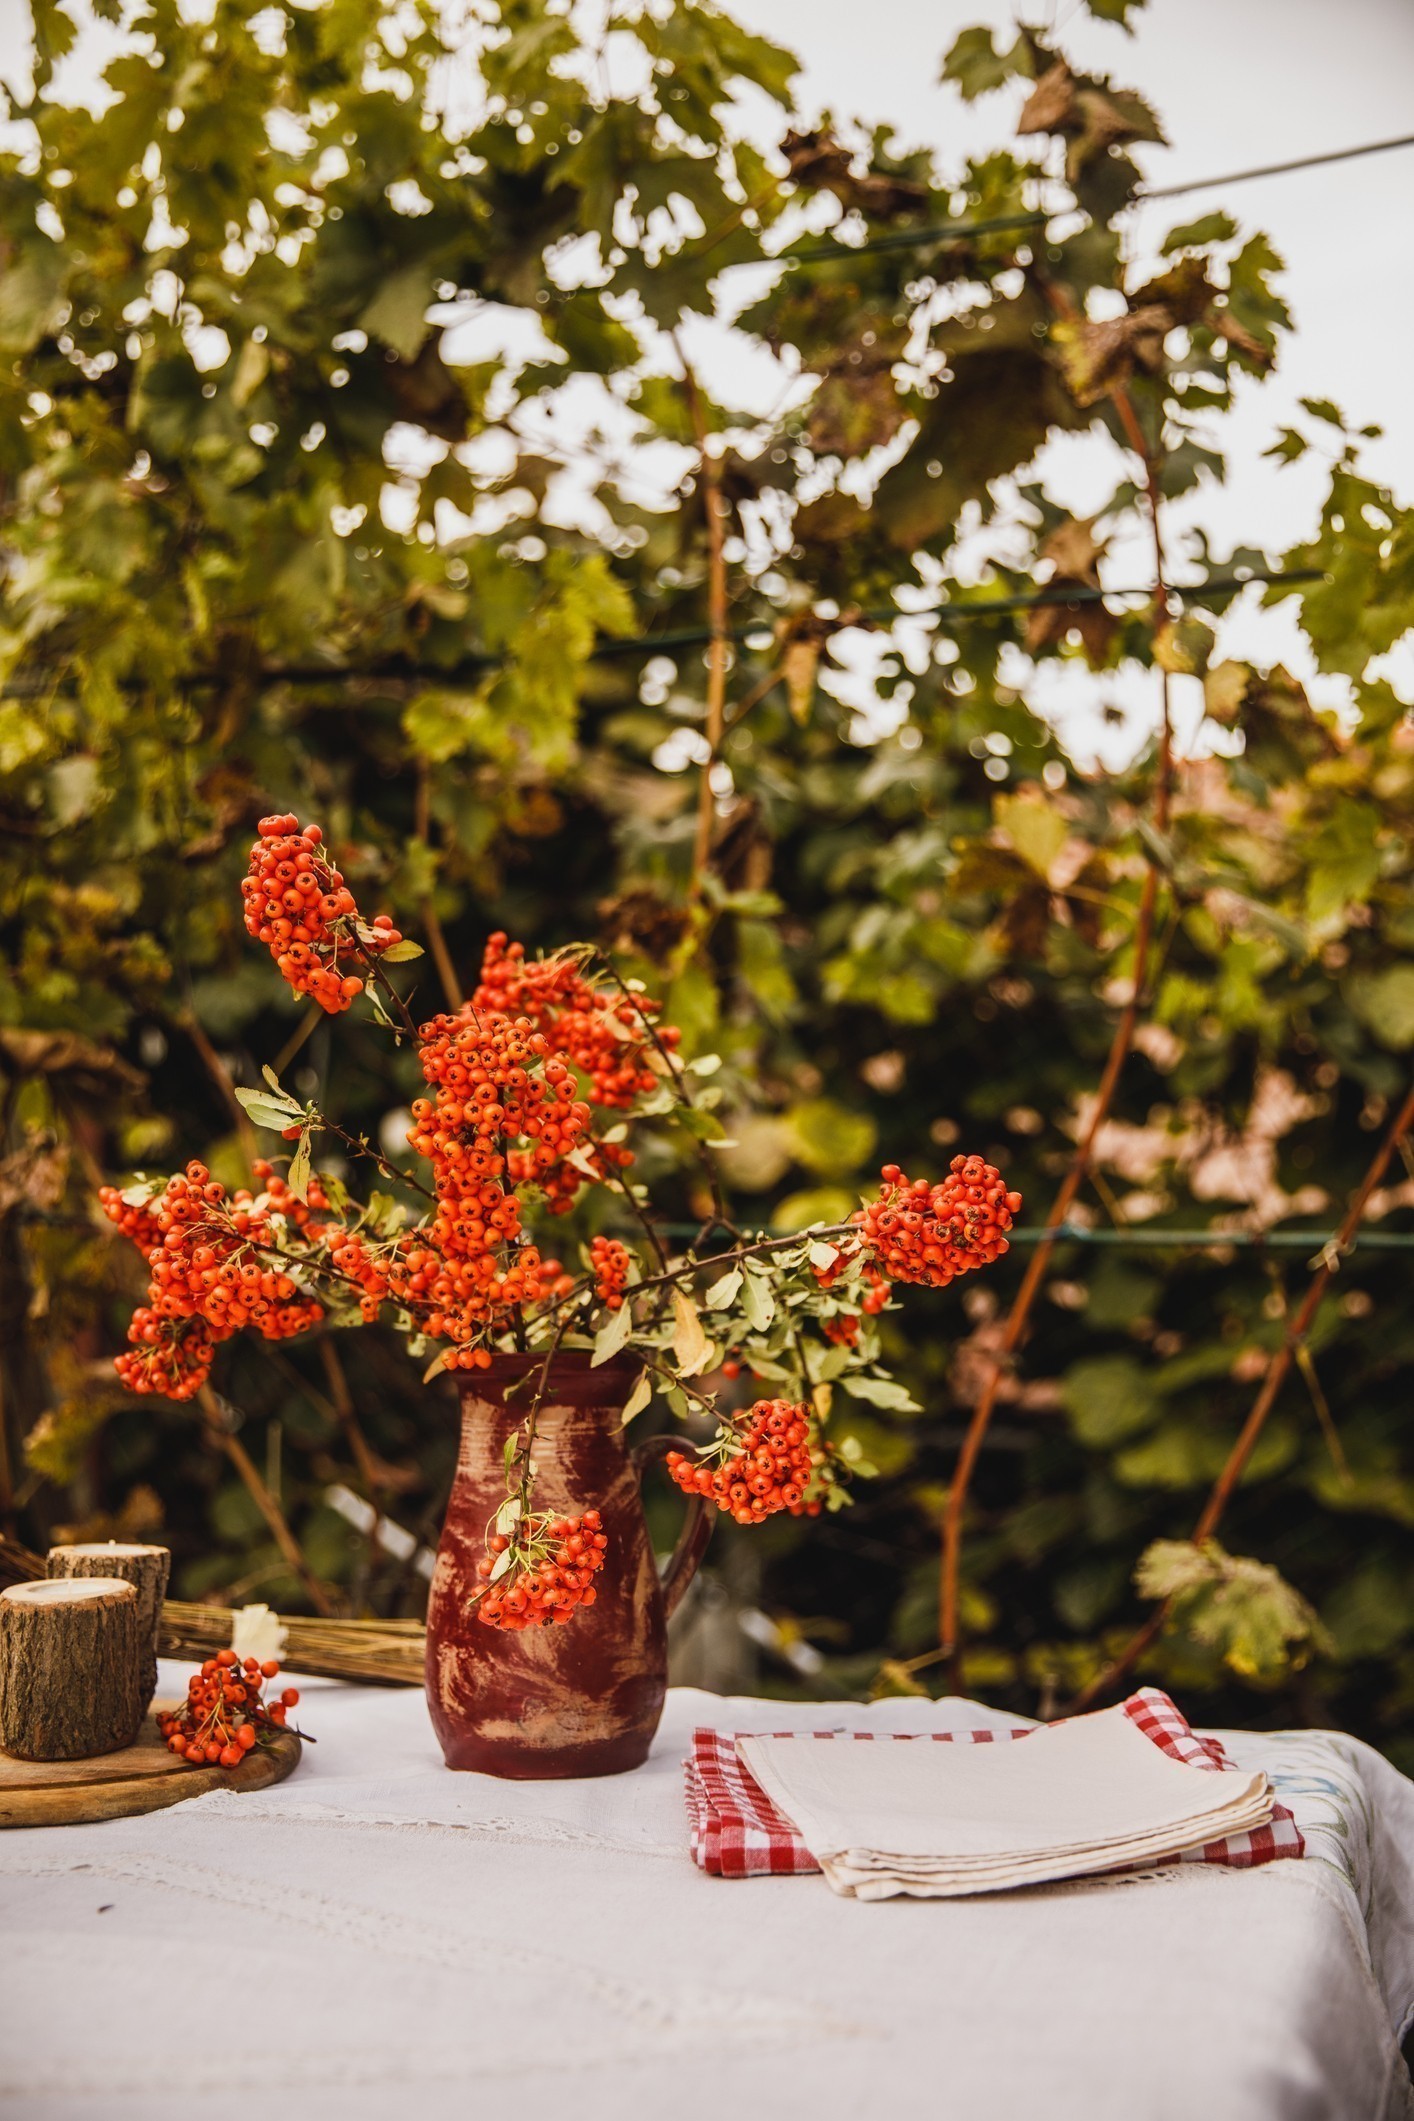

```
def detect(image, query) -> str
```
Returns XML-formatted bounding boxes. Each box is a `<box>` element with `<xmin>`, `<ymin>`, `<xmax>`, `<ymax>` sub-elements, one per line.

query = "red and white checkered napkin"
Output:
<box><xmin>685</xmin><ymin>1688</ymin><xmax>1303</xmax><ymax>1880</ymax></box>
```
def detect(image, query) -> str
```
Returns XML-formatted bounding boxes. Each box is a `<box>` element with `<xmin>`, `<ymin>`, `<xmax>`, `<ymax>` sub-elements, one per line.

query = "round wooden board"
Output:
<box><xmin>0</xmin><ymin>1699</ymin><xmax>301</xmax><ymax>1828</ymax></box>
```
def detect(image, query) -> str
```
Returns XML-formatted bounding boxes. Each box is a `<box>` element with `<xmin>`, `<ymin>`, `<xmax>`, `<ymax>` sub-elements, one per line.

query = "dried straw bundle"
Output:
<box><xmin>159</xmin><ymin>1602</ymin><xmax>424</xmax><ymax>1686</ymax></box>
<box><xmin>0</xmin><ymin>1540</ymin><xmax>423</xmax><ymax>1687</ymax></box>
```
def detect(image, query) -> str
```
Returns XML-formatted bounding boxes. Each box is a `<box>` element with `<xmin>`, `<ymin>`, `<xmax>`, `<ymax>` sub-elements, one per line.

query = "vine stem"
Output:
<box><xmin>589</xmin><ymin>1133</ymin><xmax>671</xmax><ymax>1271</ymax></box>
<box><xmin>525</xmin><ymin>1219</ymin><xmax>857</xmax><ymax>1334</ymax></box>
<box><xmin>414</xmin><ymin>758</ymin><xmax>465</xmax><ymax>1011</ymax></box>
<box><xmin>348</xmin><ymin>931</ymin><xmax>420</xmax><ymax>1040</ymax></box>
<box><xmin>179</xmin><ymin>1010</ymin><xmax>258</xmax><ymax>1163</ymax></box>
<box><xmin>676</xmin><ymin>340</ymin><xmax>730</xmax><ymax>882</ymax></box>
<box><xmin>507</xmin><ymin>1312</ymin><xmax>573</xmax><ymax>1520</ymax></box>
<box><xmin>937</xmin><ymin>307</ymin><xmax>1174</xmax><ymax>1672</ymax></box>
<box><xmin>1061</xmin><ymin>1080</ymin><xmax>1414</xmax><ymax>1715</ymax></box>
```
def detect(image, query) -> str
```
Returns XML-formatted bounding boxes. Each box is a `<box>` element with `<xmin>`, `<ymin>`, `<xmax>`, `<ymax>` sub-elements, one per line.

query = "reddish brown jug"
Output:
<box><xmin>425</xmin><ymin>1353</ymin><xmax>711</xmax><ymax>1778</ymax></box>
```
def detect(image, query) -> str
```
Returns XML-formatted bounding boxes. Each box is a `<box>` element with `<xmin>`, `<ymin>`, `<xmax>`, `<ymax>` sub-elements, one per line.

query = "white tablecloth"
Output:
<box><xmin>3</xmin><ymin>1665</ymin><xmax>1413</xmax><ymax>2120</ymax></box>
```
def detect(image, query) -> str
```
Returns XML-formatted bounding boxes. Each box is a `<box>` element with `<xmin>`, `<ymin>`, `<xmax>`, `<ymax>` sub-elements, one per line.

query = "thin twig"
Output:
<box><xmin>197</xmin><ymin>1383</ymin><xmax>335</xmax><ymax>1616</ymax></box>
<box><xmin>592</xmin><ymin>946</ymin><xmax>739</xmax><ymax>1237</ymax></box>
<box><xmin>414</xmin><ymin>759</ymin><xmax>465</xmax><ymax>1011</ymax></box>
<box><xmin>270</xmin><ymin>1004</ymin><xmax>322</xmax><ymax>1081</ymax></box>
<box><xmin>179</xmin><ymin>1011</ymin><xmax>258</xmax><ymax>1162</ymax></box>
<box><xmin>317</xmin><ymin>1113</ymin><xmax>437</xmax><ymax>1203</ymax></box>
<box><xmin>676</xmin><ymin>339</ymin><xmax>730</xmax><ymax>883</ymax></box>
<box><xmin>590</xmin><ymin>1133</ymin><xmax>671</xmax><ymax>1270</ymax></box>
<box><xmin>939</xmin><ymin>860</ymin><xmax>1161</xmax><ymax>1660</ymax></box>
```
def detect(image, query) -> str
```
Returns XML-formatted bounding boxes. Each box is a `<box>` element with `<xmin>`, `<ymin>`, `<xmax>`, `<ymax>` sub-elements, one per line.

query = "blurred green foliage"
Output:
<box><xmin>3</xmin><ymin>0</ymin><xmax>1414</xmax><ymax>1758</ymax></box>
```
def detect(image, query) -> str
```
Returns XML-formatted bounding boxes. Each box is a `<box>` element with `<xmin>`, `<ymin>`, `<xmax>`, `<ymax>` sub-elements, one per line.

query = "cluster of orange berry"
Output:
<box><xmin>100</xmin><ymin>1161</ymin><xmax>326</xmax><ymax>1397</ymax></box>
<box><xmin>392</xmin><ymin>1011</ymin><xmax>592</xmax><ymax>1366</ymax></box>
<box><xmin>590</xmin><ymin>1235</ymin><xmax>632</xmax><ymax>1308</ymax></box>
<box><xmin>159</xmin><ymin>1649</ymin><xmax>300</xmax><ymax>1767</ymax></box>
<box><xmin>113</xmin><ymin>1312</ymin><xmax>218</xmax><ymax>1400</ymax></box>
<box><xmin>855</xmin><ymin>1157</ymin><xmax>1022</xmax><ymax>1287</ymax></box>
<box><xmin>667</xmin><ymin>1399</ymin><xmax>821</xmax><ymax>1525</ymax></box>
<box><xmin>810</xmin><ymin>1248</ymin><xmax>890</xmax><ymax>1345</ymax></box>
<box><xmin>475</xmin><ymin>1510</ymin><xmax>608</xmax><ymax>1629</ymax></box>
<box><xmin>241</xmin><ymin>814</ymin><xmax>402</xmax><ymax>1013</ymax></box>
<box><xmin>473</xmin><ymin>933</ymin><xmax>680</xmax><ymax>1110</ymax></box>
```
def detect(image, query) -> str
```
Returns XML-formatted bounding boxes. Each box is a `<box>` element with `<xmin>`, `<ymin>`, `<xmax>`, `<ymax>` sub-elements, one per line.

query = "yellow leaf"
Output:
<box><xmin>671</xmin><ymin>1288</ymin><xmax>711</xmax><ymax>1376</ymax></box>
<box><xmin>995</xmin><ymin>791</ymin><xmax>1068</xmax><ymax>884</ymax></box>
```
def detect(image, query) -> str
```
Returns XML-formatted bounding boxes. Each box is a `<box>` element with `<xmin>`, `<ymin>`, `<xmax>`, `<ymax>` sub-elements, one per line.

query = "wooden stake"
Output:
<box><xmin>0</xmin><ymin>1578</ymin><xmax>144</xmax><ymax>1760</ymax></box>
<box><xmin>47</xmin><ymin>1543</ymin><xmax>170</xmax><ymax>1713</ymax></box>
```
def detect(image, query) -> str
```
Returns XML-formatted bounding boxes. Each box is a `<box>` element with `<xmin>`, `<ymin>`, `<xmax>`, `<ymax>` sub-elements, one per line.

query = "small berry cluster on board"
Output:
<box><xmin>158</xmin><ymin>1649</ymin><xmax>303</xmax><ymax>1768</ymax></box>
<box><xmin>100</xmin><ymin>812</ymin><xmax>1023</xmax><ymax>1638</ymax></box>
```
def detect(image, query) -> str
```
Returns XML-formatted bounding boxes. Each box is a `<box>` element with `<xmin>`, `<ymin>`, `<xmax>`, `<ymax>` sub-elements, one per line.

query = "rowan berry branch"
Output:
<box><xmin>591</xmin><ymin>946</ymin><xmax>740</xmax><ymax>1240</ymax></box>
<box><xmin>525</xmin><ymin>1219</ymin><xmax>856</xmax><ymax>1335</ymax></box>
<box><xmin>314</xmin><ymin>1113</ymin><xmax>437</xmax><ymax>1204</ymax></box>
<box><xmin>348</xmin><ymin>931</ymin><xmax>420</xmax><ymax>1040</ymax></box>
<box><xmin>414</xmin><ymin>758</ymin><xmax>465</xmax><ymax>1012</ymax></box>
<box><xmin>1061</xmin><ymin>1079</ymin><xmax>1414</xmax><ymax>1715</ymax></box>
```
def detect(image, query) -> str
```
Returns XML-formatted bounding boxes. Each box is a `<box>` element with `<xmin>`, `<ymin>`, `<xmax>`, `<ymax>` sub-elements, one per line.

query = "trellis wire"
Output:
<box><xmin>0</xmin><ymin>567</ymin><xmax>1325</xmax><ymax>700</ymax></box>
<box><xmin>776</xmin><ymin>132</ymin><xmax>1414</xmax><ymax>270</ymax></box>
<box><xmin>662</xmin><ymin>1223</ymin><xmax>1414</xmax><ymax>1252</ymax></box>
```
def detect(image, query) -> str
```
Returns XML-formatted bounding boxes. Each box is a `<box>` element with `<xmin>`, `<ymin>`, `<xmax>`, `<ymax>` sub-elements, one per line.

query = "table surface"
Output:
<box><xmin>2</xmin><ymin>1667</ymin><xmax>1413</xmax><ymax>2121</ymax></box>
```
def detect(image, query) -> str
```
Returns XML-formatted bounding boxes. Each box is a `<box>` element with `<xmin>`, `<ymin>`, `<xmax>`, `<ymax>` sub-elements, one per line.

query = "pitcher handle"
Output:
<box><xmin>632</xmin><ymin>1433</ymin><xmax>713</xmax><ymax>1620</ymax></box>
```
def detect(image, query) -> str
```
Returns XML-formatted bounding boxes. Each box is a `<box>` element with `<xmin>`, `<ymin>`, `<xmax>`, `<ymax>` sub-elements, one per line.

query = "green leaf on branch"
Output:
<box><xmin>1061</xmin><ymin>1356</ymin><xmax>1159</xmax><ymax>1447</ymax></box>
<box><xmin>1136</xmin><ymin>1539</ymin><xmax>1330</xmax><ymax>1681</ymax></box>
<box><xmin>787</xmin><ymin>1097</ymin><xmax>877</xmax><ymax>1178</ymax></box>
<box><xmin>741</xmin><ymin>1267</ymin><xmax>776</xmax><ymax>1333</ymax></box>
<box><xmin>706</xmin><ymin>1267</ymin><xmax>742</xmax><ymax>1310</ymax></box>
<box><xmin>379</xmin><ymin>940</ymin><xmax>425</xmax><ymax>964</ymax></box>
<box><xmin>1347</xmin><ymin>965</ymin><xmax>1414</xmax><ymax>1050</ymax></box>
<box><xmin>234</xmin><ymin>1087</ymin><xmax>304</xmax><ymax>1131</ymax></box>
<box><xmin>940</xmin><ymin>26</ymin><xmax>1031</xmax><ymax>99</ymax></box>
<box><xmin>839</xmin><ymin>1374</ymin><xmax>921</xmax><ymax>1412</ymax></box>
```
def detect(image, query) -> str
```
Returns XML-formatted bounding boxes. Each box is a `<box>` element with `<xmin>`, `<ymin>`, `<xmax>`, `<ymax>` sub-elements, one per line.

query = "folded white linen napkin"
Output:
<box><xmin>737</xmin><ymin>1701</ymin><xmax>1275</xmax><ymax>1900</ymax></box>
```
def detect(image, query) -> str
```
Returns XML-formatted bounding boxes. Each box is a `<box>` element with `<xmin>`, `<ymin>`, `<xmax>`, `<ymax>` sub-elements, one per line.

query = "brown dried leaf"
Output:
<box><xmin>780</xmin><ymin>129</ymin><xmax>929</xmax><ymax>220</ymax></box>
<box><xmin>1054</xmin><ymin>305</ymin><xmax>1171</xmax><ymax>408</ymax></box>
<box><xmin>781</xmin><ymin>636</ymin><xmax>821</xmax><ymax>724</ymax></box>
<box><xmin>0</xmin><ymin>1030</ymin><xmax>144</xmax><ymax>1096</ymax></box>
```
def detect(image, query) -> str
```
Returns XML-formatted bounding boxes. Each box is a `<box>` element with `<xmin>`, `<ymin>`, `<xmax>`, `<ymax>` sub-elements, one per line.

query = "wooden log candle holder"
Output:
<box><xmin>0</xmin><ymin>1578</ymin><xmax>144</xmax><ymax>1761</ymax></box>
<box><xmin>47</xmin><ymin>1543</ymin><xmax>170</xmax><ymax>1713</ymax></box>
